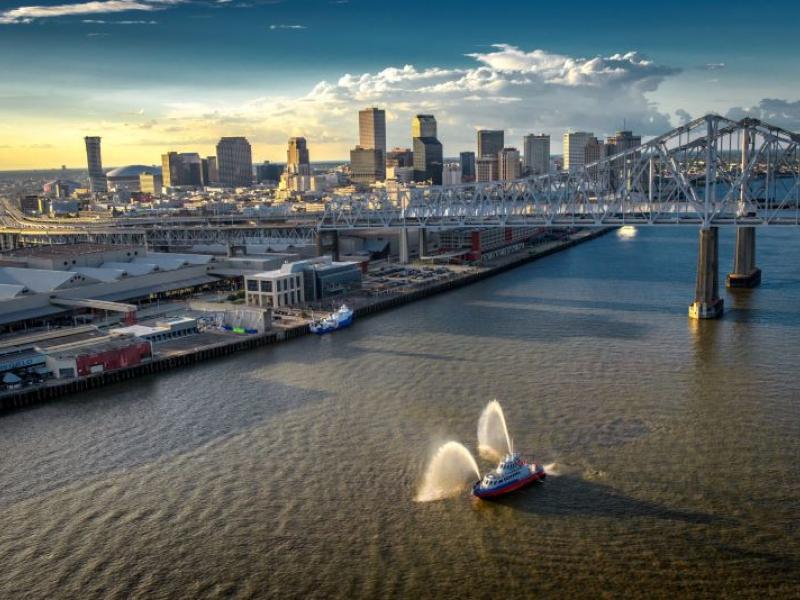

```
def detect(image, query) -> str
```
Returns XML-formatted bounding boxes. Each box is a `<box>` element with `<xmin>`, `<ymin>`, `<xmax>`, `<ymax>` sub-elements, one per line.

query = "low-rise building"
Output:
<box><xmin>110</xmin><ymin>317</ymin><xmax>198</xmax><ymax>344</ymax></box>
<box><xmin>245</xmin><ymin>265</ymin><xmax>305</xmax><ymax>308</ymax></box>
<box><xmin>244</xmin><ymin>256</ymin><xmax>362</xmax><ymax>307</ymax></box>
<box><xmin>44</xmin><ymin>334</ymin><xmax>152</xmax><ymax>379</ymax></box>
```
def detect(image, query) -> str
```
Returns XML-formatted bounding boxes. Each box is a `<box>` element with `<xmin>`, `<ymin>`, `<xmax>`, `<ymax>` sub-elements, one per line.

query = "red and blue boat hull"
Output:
<box><xmin>472</xmin><ymin>466</ymin><xmax>546</xmax><ymax>499</ymax></box>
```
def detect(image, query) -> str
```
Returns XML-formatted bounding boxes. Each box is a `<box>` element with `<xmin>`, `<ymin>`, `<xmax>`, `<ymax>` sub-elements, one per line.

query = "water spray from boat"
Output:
<box><xmin>415</xmin><ymin>441</ymin><xmax>480</xmax><ymax>502</ymax></box>
<box><xmin>477</xmin><ymin>399</ymin><xmax>512</xmax><ymax>461</ymax></box>
<box><xmin>416</xmin><ymin>400</ymin><xmax>550</xmax><ymax>502</ymax></box>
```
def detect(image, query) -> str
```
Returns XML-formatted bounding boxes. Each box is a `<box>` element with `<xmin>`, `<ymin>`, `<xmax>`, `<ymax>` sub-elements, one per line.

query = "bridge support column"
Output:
<box><xmin>315</xmin><ymin>232</ymin><xmax>323</xmax><ymax>257</ymax></box>
<box><xmin>418</xmin><ymin>228</ymin><xmax>427</xmax><ymax>259</ymax></box>
<box><xmin>727</xmin><ymin>227</ymin><xmax>761</xmax><ymax>288</ymax></box>
<box><xmin>331</xmin><ymin>230</ymin><xmax>340</xmax><ymax>262</ymax></box>
<box><xmin>398</xmin><ymin>227</ymin><xmax>410</xmax><ymax>264</ymax></box>
<box><xmin>689</xmin><ymin>227</ymin><xmax>724</xmax><ymax>319</ymax></box>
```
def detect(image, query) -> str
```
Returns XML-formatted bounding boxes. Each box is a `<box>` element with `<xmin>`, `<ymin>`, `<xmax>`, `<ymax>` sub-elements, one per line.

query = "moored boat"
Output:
<box><xmin>310</xmin><ymin>304</ymin><xmax>354</xmax><ymax>334</ymax></box>
<box><xmin>472</xmin><ymin>452</ymin><xmax>545</xmax><ymax>499</ymax></box>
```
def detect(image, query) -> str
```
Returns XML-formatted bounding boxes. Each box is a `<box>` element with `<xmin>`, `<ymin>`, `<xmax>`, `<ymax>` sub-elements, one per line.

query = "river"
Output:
<box><xmin>1</xmin><ymin>227</ymin><xmax>799</xmax><ymax>598</ymax></box>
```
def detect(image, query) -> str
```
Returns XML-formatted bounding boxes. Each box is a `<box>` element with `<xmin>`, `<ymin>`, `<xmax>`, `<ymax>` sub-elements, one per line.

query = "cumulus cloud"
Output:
<box><xmin>81</xmin><ymin>44</ymin><xmax>686</xmax><ymax>156</ymax></box>
<box><xmin>675</xmin><ymin>108</ymin><xmax>693</xmax><ymax>124</ymax></box>
<box><xmin>269</xmin><ymin>24</ymin><xmax>306</xmax><ymax>30</ymax></box>
<box><xmin>725</xmin><ymin>98</ymin><xmax>800</xmax><ymax>131</ymax></box>
<box><xmin>0</xmin><ymin>0</ymin><xmax>181</xmax><ymax>24</ymax></box>
<box><xmin>702</xmin><ymin>63</ymin><xmax>726</xmax><ymax>71</ymax></box>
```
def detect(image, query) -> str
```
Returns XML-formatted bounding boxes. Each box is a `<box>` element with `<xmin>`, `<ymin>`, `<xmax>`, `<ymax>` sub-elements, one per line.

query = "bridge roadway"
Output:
<box><xmin>0</xmin><ymin>115</ymin><xmax>797</xmax><ymax>319</ymax></box>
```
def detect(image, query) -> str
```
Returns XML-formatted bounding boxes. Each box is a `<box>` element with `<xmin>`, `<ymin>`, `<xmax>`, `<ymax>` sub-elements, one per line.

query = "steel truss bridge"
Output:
<box><xmin>0</xmin><ymin>115</ymin><xmax>798</xmax><ymax>320</ymax></box>
<box><xmin>318</xmin><ymin>115</ymin><xmax>799</xmax><ymax>230</ymax></box>
<box><xmin>1</xmin><ymin>115</ymin><xmax>797</xmax><ymax>251</ymax></box>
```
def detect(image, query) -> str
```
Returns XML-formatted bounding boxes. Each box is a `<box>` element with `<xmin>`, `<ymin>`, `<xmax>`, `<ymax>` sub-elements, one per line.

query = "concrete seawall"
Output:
<box><xmin>0</xmin><ymin>228</ymin><xmax>611</xmax><ymax>413</ymax></box>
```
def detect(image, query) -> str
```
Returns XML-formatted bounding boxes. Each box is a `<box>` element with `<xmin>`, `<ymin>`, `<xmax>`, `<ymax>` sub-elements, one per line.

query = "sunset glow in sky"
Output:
<box><xmin>1</xmin><ymin>0</ymin><xmax>798</xmax><ymax>169</ymax></box>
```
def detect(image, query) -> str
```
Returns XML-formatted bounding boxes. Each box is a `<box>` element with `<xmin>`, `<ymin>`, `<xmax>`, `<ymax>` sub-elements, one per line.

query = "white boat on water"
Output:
<box><xmin>310</xmin><ymin>304</ymin><xmax>354</xmax><ymax>335</ymax></box>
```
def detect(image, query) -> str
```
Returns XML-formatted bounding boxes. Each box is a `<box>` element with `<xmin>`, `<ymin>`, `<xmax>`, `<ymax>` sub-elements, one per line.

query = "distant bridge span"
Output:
<box><xmin>0</xmin><ymin>115</ymin><xmax>798</xmax><ymax>319</ymax></box>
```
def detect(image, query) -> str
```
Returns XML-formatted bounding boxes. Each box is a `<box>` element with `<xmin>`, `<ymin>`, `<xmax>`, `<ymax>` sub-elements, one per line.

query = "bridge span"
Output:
<box><xmin>1</xmin><ymin>115</ymin><xmax>798</xmax><ymax>319</ymax></box>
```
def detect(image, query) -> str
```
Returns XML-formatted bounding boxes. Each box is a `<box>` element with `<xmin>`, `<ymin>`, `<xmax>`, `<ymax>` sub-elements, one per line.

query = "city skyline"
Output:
<box><xmin>1</xmin><ymin>0</ymin><xmax>799</xmax><ymax>169</ymax></box>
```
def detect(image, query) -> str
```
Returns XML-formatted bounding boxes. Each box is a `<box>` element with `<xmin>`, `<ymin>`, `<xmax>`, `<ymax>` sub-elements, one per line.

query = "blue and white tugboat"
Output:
<box><xmin>472</xmin><ymin>452</ymin><xmax>546</xmax><ymax>499</ymax></box>
<box><xmin>310</xmin><ymin>304</ymin><xmax>354</xmax><ymax>335</ymax></box>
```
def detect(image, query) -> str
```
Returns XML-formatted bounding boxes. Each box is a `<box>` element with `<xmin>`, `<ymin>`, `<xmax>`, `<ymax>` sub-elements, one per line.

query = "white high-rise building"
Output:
<box><xmin>523</xmin><ymin>134</ymin><xmax>550</xmax><ymax>175</ymax></box>
<box><xmin>562</xmin><ymin>131</ymin><xmax>594</xmax><ymax>171</ymax></box>
<box><xmin>443</xmin><ymin>162</ymin><xmax>462</xmax><ymax>186</ymax></box>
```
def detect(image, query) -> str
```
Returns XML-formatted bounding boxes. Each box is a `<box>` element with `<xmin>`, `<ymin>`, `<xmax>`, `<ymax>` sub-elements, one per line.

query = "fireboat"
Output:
<box><xmin>472</xmin><ymin>452</ymin><xmax>546</xmax><ymax>499</ymax></box>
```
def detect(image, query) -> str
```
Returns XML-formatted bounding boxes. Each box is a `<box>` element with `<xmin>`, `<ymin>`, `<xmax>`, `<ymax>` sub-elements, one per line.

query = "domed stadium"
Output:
<box><xmin>105</xmin><ymin>165</ymin><xmax>161</xmax><ymax>191</ymax></box>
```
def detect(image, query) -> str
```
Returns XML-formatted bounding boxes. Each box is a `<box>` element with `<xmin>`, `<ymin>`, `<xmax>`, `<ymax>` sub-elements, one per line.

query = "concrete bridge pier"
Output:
<box><xmin>330</xmin><ymin>230</ymin><xmax>340</xmax><ymax>262</ymax></box>
<box><xmin>315</xmin><ymin>231</ymin><xmax>340</xmax><ymax>261</ymax></box>
<box><xmin>419</xmin><ymin>228</ymin><xmax>427</xmax><ymax>259</ymax></box>
<box><xmin>727</xmin><ymin>227</ymin><xmax>761</xmax><ymax>288</ymax></box>
<box><xmin>399</xmin><ymin>227</ymin><xmax>410</xmax><ymax>264</ymax></box>
<box><xmin>689</xmin><ymin>227</ymin><xmax>724</xmax><ymax>319</ymax></box>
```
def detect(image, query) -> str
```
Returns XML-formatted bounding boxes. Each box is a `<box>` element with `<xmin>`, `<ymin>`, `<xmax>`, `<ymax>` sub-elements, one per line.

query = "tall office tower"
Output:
<box><xmin>351</xmin><ymin>107</ymin><xmax>387</xmax><ymax>183</ymax></box>
<box><xmin>498</xmin><ymin>148</ymin><xmax>521</xmax><ymax>180</ymax></box>
<box><xmin>350</xmin><ymin>147</ymin><xmax>386</xmax><ymax>184</ymax></box>
<box><xmin>359</xmin><ymin>107</ymin><xmax>386</xmax><ymax>154</ymax></box>
<box><xmin>413</xmin><ymin>138</ymin><xmax>443</xmax><ymax>185</ymax></box>
<box><xmin>412</xmin><ymin>114</ymin><xmax>437</xmax><ymax>138</ymax></box>
<box><xmin>477</xmin><ymin>130</ymin><xmax>504</xmax><ymax>160</ymax></box>
<box><xmin>201</xmin><ymin>156</ymin><xmax>218</xmax><ymax>186</ymax></box>
<box><xmin>287</xmin><ymin>137</ymin><xmax>311</xmax><ymax>175</ymax></box>
<box><xmin>459</xmin><ymin>151</ymin><xmax>476</xmax><ymax>182</ymax></box>
<box><xmin>562</xmin><ymin>131</ymin><xmax>595</xmax><ymax>171</ymax></box>
<box><xmin>476</xmin><ymin>155</ymin><xmax>498</xmax><ymax>182</ymax></box>
<box><xmin>604</xmin><ymin>130</ymin><xmax>642</xmax><ymax>156</ymax></box>
<box><xmin>584</xmin><ymin>136</ymin><xmax>602</xmax><ymax>164</ymax></box>
<box><xmin>256</xmin><ymin>161</ymin><xmax>283</xmax><ymax>183</ymax></box>
<box><xmin>181</xmin><ymin>153</ymin><xmax>203</xmax><ymax>186</ymax></box>
<box><xmin>161</xmin><ymin>152</ymin><xmax>179</xmax><ymax>188</ymax></box>
<box><xmin>386</xmin><ymin>147</ymin><xmax>414</xmax><ymax>168</ymax></box>
<box><xmin>412</xmin><ymin>114</ymin><xmax>442</xmax><ymax>184</ymax></box>
<box><xmin>84</xmin><ymin>136</ymin><xmax>107</xmax><ymax>192</ymax></box>
<box><xmin>216</xmin><ymin>137</ymin><xmax>253</xmax><ymax>187</ymax></box>
<box><xmin>161</xmin><ymin>152</ymin><xmax>201</xmax><ymax>187</ymax></box>
<box><xmin>523</xmin><ymin>134</ymin><xmax>550</xmax><ymax>175</ymax></box>
<box><xmin>443</xmin><ymin>162</ymin><xmax>462</xmax><ymax>186</ymax></box>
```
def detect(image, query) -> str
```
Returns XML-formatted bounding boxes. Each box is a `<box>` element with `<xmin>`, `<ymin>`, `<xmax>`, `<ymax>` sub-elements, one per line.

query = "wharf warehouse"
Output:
<box><xmin>0</xmin><ymin>243</ymin><xmax>291</xmax><ymax>332</ymax></box>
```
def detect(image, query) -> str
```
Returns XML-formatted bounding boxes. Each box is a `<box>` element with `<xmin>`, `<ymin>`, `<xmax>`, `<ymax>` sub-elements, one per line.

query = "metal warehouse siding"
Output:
<box><xmin>75</xmin><ymin>341</ymin><xmax>152</xmax><ymax>376</ymax></box>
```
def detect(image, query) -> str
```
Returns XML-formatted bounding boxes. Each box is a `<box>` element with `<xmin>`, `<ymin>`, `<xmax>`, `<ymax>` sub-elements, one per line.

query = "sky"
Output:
<box><xmin>0</xmin><ymin>0</ymin><xmax>798</xmax><ymax>169</ymax></box>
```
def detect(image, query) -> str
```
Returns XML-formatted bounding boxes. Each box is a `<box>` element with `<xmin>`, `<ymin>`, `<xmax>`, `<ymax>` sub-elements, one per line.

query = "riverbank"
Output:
<box><xmin>0</xmin><ymin>228</ymin><xmax>612</xmax><ymax>412</ymax></box>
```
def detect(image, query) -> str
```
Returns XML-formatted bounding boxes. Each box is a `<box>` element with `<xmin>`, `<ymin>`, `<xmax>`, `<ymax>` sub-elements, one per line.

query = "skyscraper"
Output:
<box><xmin>351</xmin><ymin>107</ymin><xmax>386</xmax><ymax>183</ymax></box>
<box><xmin>201</xmin><ymin>156</ymin><xmax>218</xmax><ymax>186</ymax></box>
<box><xmin>562</xmin><ymin>131</ymin><xmax>595</xmax><ymax>171</ymax></box>
<box><xmin>359</xmin><ymin>107</ymin><xmax>386</xmax><ymax>154</ymax></box>
<box><xmin>84</xmin><ymin>136</ymin><xmax>107</xmax><ymax>193</ymax></box>
<box><xmin>584</xmin><ymin>136</ymin><xmax>602</xmax><ymax>165</ymax></box>
<box><xmin>412</xmin><ymin>115</ymin><xmax>437</xmax><ymax>138</ymax></box>
<box><xmin>523</xmin><ymin>134</ymin><xmax>550</xmax><ymax>175</ymax></box>
<box><xmin>386</xmin><ymin>148</ymin><xmax>414</xmax><ymax>168</ymax></box>
<box><xmin>459</xmin><ymin>151</ymin><xmax>476</xmax><ymax>182</ymax></box>
<box><xmin>350</xmin><ymin>147</ymin><xmax>386</xmax><ymax>184</ymax></box>
<box><xmin>477</xmin><ymin>130</ymin><xmax>504</xmax><ymax>159</ymax></box>
<box><xmin>498</xmin><ymin>148</ymin><xmax>521</xmax><ymax>180</ymax></box>
<box><xmin>604</xmin><ymin>130</ymin><xmax>642</xmax><ymax>156</ymax></box>
<box><xmin>443</xmin><ymin>163</ymin><xmax>462</xmax><ymax>186</ymax></box>
<box><xmin>287</xmin><ymin>137</ymin><xmax>310</xmax><ymax>175</ymax></box>
<box><xmin>256</xmin><ymin>161</ymin><xmax>283</xmax><ymax>183</ymax></box>
<box><xmin>476</xmin><ymin>156</ymin><xmax>498</xmax><ymax>182</ymax></box>
<box><xmin>162</xmin><ymin>152</ymin><xmax>203</xmax><ymax>188</ymax></box>
<box><xmin>412</xmin><ymin>114</ymin><xmax>442</xmax><ymax>185</ymax></box>
<box><xmin>216</xmin><ymin>137</ymin><xmax>253</xmax><ymax>187</ymax></box>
